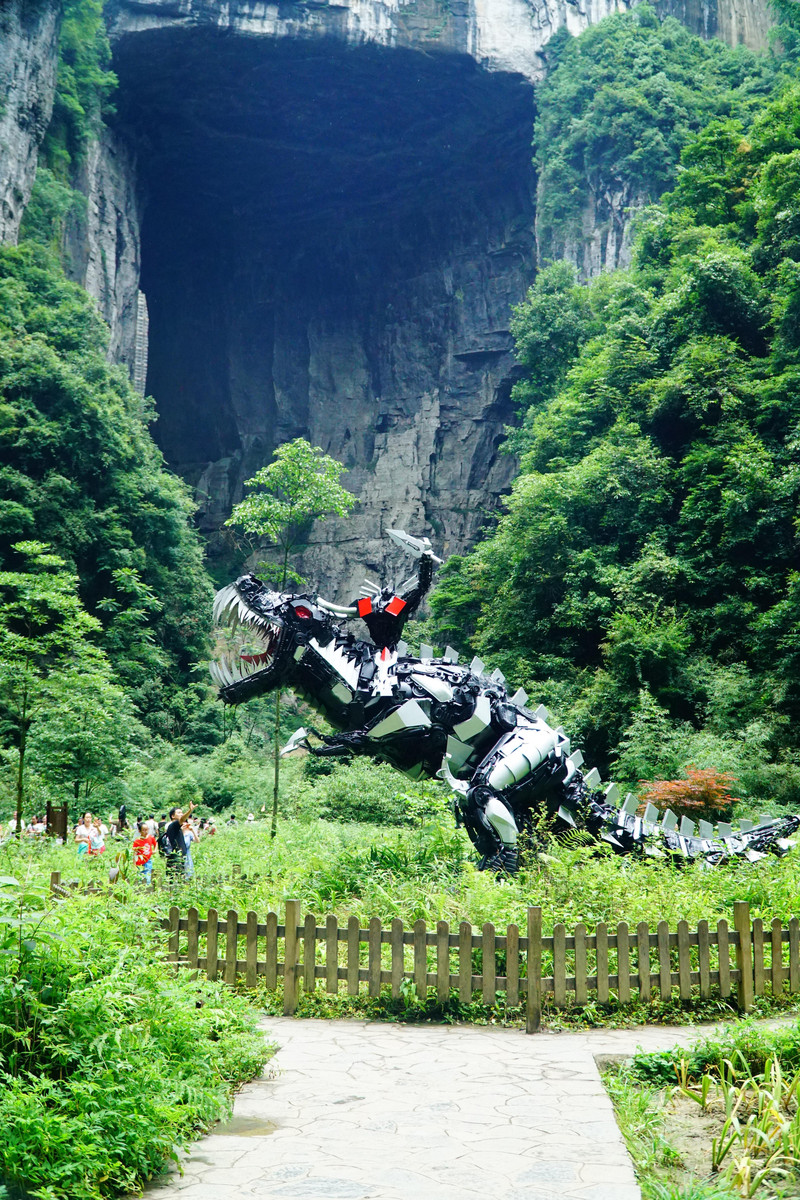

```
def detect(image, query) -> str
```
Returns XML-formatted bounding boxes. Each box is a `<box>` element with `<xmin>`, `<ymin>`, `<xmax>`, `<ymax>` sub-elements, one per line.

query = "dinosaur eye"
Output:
<box><xmin>294</xmin><ymin>605</ymin><xmax>312</xmax><ymax>619</ymax></box>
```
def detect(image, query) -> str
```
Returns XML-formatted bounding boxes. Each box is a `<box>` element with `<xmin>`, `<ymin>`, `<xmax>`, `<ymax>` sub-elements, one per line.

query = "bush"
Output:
<box><xmin>0</xmin><ymin>879</ymin><xmax>271</xmax><ymax>1200</ymax></box>
<box><xmin>292</xmin><ymin>757</ymin><xmax>422</xmax><ymax>825</ymax></box>
<box><xmin>638</xmin><ymin>767</ymin><xmax>739</xmax><ymax>822</ymax></box>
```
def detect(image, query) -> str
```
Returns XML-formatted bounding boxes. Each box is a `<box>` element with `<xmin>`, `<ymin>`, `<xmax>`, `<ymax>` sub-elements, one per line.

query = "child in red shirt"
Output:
<box><xmin>133</xmin><ymin>823</ymin><xmax>157</xmax><ymax>885</ymax></box>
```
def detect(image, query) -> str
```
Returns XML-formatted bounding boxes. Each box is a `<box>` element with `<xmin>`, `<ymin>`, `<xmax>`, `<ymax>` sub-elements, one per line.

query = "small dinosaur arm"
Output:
<box><xmin>210</xmin><ymin>532</ymin><xmax>800</xmax><ymax>870</ymax></box>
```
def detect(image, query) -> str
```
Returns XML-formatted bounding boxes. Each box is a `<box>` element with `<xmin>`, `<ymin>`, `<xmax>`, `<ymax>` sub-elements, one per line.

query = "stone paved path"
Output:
<box><xmin>143</xmin><ymin>1016</ymin><xmax>788</xmax><ymax>1200</ymax></box>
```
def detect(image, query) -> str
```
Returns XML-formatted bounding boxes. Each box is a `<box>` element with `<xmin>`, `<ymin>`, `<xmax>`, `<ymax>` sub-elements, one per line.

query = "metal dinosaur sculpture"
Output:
<box><xmin>210</xmin><ymin>531</ymin><xmax>799</xmax><ymax>871</ymax></box>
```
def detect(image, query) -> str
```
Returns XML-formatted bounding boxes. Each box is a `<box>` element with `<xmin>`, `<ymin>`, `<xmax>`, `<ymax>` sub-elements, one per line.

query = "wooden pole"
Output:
<box><xmin>526</xmin><ymin>906</ymin><xmax>542</xmax><ymax>1034</ymax></box>
<box><xmin>734</xmin><ymin>900</ymin><xmax>754</xmax><ymax>1013</ymax></box>
<box><xmin>283</xmin><ymin>899</ymin><xmax>300</xmax><ymax>1015</ymax></box>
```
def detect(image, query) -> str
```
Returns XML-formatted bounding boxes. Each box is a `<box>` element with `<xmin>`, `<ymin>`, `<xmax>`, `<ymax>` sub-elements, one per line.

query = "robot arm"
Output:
<box><xmin>280</xmin><ymin>726</ymin><xmax>373</xmax><ymax>758</ymax></box>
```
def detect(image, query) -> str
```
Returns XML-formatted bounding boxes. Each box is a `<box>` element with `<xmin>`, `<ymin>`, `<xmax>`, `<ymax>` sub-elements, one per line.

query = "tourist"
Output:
<box><xmin>144</xmin><ymin>814</ymin><xmax>158</xmax><ymax>838</ymax></box>
<box><xmin>133</xmin><ymin>821</ymin><xmax>157</xmax><ymax>885</ymax></box>
<box><xmin>75</xmin><ymin>812</ymin><xmax>92</xmax><ymax>854</ymax></box>
<box><xmin>182</xmin><ymin>817</ymin><xmax>197</xmax><ymax>880</ymax></box>
<box><xmin>88</xmin><ymin>816</ymin><xmax>106</xmax><ymax>855</ymax></box>
<box><xmin>164</xmin><ymin>802</ymin><xmax>194</xmax><ymax>881</ymax></box>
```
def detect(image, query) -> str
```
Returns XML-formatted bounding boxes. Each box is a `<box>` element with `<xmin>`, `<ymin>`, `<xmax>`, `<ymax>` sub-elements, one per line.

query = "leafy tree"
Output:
<box><xmin>226</xmin><ymin>438</ymin><xmax>356</xmax><ymax>836</ymax></box>
<box><xmin>0</xmin><ymin>542</ymin><xmax>136</xmax><ymax>825</ymax></box>
<box><xmin>28</xmin><ymin>662</ymin><xmax>141</xmax><ymax>807</ymax></box>
<box><xmin>507</xmin><ymin>262</ymin><xmax>600</xmax><ymax>424</ymax></box>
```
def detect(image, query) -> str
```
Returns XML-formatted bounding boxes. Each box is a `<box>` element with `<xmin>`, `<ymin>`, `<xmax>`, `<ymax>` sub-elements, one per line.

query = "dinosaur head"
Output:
<box><xmin>210</xmin><ymin>574</ymin><xmax>340</xmax><ymax>704</ymax></box>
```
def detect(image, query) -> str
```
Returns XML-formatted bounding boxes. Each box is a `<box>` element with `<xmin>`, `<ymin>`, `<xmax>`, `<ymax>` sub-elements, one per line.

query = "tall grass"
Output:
<box><xmin>28</xmin><ymin>814</ymin><xmax>800</xmax><ymax>931</ymax></box>
<box><xmin>0</xmin><ymin>857</ymin><xmax>272</xmax><ymax>1200</ymax></box>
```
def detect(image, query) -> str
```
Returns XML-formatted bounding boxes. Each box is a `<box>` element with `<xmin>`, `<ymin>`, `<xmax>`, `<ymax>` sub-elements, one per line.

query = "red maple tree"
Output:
<box><xmin>638</xmin><ymin>767</ymin><xmax>740</xmax><ymax>823</ymax></box>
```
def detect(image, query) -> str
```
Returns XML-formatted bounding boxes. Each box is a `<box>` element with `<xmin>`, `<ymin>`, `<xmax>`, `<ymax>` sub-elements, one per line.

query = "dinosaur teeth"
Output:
<box><xmin>211</xmin><ymin>585</ymin><xmax>233</xmax><ymax>624</ymax></box>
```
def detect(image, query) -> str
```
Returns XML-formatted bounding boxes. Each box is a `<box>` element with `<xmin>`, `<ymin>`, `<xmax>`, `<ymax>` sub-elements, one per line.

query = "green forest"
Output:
<box><xmin>5</xmin><ymin>1</ymin><xmax>800</xmax><ymax>1197</ymax></box>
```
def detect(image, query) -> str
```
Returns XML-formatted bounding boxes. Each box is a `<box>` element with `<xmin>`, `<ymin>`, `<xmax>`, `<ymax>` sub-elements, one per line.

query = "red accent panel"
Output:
<box><xmin>386</xmin><ymin>596</ymin><xmax>406</xmax><ymax>616</ymax></box>
<box><xmin>294</xmin><ymin>605</ymin><xmax>312</xmax><ymax>619</ymax></box>
<box><xmin>357</xmin><ymin>597</ymin><xmax>373</xmax><ymax>617</ymax></box>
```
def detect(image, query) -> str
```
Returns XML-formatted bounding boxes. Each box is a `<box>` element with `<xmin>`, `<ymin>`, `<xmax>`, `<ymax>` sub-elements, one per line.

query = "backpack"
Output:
<box><xmin>157</xmin><ymin>830</ymin><xmax>172</xmax><ymax>857</ymax></box>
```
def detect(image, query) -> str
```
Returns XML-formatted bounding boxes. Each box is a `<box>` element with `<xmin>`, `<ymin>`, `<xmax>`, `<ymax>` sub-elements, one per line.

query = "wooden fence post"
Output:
<box><xmin>206</xmin><ymin>908</ymin><xmax>219</xmax><ymax>980</ymax></box>
<box><xmin>167</xmin><ymin>905</ymin><xmax>180</xmax><ymax>963</ymax></box>
<box><xmin>225</xmin><ymin>908</ymin><xmax>238</xmax><ymax>986</ymax></box>
<box><xmin>734</xmin><ymin>901</ymin><xmax>753</xmax><ymax>1012</ymax></box>
<box><xmin>526</xmin><ymin>906</ymin><xmax>542</xmax><ymax>1034</ymax></box>
<box><xmin>187</xmin><ymin>906</ymin><xmax>199</xmax><ymax>971</ymax></box>
<box><xmin>246</xmin><ymin>910</ymin><xmax>258</xmax><ymax>988</ymax></box>
<box><xmin>283</xmin><ymin>899</ymin><xmax>300</xmax><ymax>1015</ymax></box>
<box><xmin>50</xmin><ymin>871</ymin><xmax>61</xmax><ymax>895</ymax></box>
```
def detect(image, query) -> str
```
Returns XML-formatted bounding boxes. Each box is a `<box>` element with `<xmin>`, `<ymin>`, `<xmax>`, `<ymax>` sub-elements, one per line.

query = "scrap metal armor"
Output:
<box><xmin>211</xmin><ymin>532</ymin><xmax>800</xmax><ymax>871</ymax></box>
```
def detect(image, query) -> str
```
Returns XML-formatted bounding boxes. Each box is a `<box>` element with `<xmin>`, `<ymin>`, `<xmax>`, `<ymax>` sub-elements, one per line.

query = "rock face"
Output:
<box><xmin>0</xmin><ymin>0</ymin><xmax>59</xmax><ymax>243</ymax></box>
<box><xmin>112</xmin><ymin>30</ymin><xmax>537</xmax><ymax>595</ymax></box>
<box><xmin>64</xmin><ymin>129</ymin><xmax>144</xmax><ymax>373</ymax></box>
<box><xmin>540</xmin><ymin>182</ymin><xmax>652</xmax><ymax>281</ymax></box>
<box><xmin>0</xmin><ymin>0</ymin><xmax>777</xmax><ymax>598</ymax></box>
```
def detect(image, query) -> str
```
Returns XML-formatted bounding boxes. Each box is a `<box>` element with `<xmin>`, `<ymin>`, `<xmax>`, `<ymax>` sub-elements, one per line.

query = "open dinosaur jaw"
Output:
<box><xmin>210</xmin><ymin>583</ymin><xmax>285</xmax><ymax>701</ymax></box>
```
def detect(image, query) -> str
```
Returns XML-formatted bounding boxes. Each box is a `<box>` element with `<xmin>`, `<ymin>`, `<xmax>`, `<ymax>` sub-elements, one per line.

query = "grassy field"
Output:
<box><xmin>28</xmin><ymin>813</ymin><xmax>800</xmax><ymax>933</ymax></box>
<box><xmin>8</xmin><ymin>806</ymin><xmax>799</xmax><ymax>1030</ymax></box>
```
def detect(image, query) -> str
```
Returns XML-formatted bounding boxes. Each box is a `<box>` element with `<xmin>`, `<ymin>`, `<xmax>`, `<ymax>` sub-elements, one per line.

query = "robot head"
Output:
<box><xmin>210</xmin><ymin>575</ymin><xmax>338</xmax><ymax>704</ymax></box>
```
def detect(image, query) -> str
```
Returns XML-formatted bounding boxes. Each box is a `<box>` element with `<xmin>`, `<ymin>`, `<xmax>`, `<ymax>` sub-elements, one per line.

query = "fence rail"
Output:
<box><xmin>147</xmin><ymin>898</ymin><xmax>800</xmax><ymax>1032</ymax></box>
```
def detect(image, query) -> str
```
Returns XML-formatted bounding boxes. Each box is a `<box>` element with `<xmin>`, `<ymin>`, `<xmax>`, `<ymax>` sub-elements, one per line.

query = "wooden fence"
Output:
<box><xmin>155</xmin><ymin>899</ymin><xmax>800</xmax><ymax>1033</ymax></box>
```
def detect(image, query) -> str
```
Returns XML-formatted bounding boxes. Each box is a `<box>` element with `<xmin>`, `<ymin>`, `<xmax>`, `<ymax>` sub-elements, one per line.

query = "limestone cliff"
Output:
<box><xmin>0</xmin><ymin>0</ymin><xmax>59</xmax><ymax>243</ymax></box>
<box><xmin>64</xmin><ymin>128</ymin><xmax>143</xmax><ymax>373</ymax></box>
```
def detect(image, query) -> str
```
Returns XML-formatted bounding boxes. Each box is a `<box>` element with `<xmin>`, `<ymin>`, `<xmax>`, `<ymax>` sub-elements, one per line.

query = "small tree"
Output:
<box><xmin>639</xmin><ymin>766</ymin><xmax>740</xmax><ymax>823</ymax></box>
<box><xmin>0</xmin><ymin>542</ymin><xmax>135</xmax><ymax>828</ymax></box>
<box><xmin>225</xmin><ymin>438</ymin><xmax>355</xmax><ymax>836</ymax></box>
<box><xmin>29</xmin><ymin>661</ymin><xmax>141</xmax><ymax>806</ymax></box>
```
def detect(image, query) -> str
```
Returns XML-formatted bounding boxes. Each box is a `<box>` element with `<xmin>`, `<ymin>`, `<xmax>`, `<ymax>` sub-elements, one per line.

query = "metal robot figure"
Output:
<box><xmin>210</xmin><ymin>531</ymin><xmax>800</xmax><ymax>871</ymax></box>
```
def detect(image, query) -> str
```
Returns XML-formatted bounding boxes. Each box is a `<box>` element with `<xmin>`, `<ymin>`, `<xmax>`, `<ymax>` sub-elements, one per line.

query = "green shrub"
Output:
<box><xmin>0</xmin><ymin>880</ymin><xmax>271</xmax><ymax>1200</ymax></box>
<box><xmin>292</xmin><ymin>757</ymin><xmax>423</xmax><ymax>825</ymax></box>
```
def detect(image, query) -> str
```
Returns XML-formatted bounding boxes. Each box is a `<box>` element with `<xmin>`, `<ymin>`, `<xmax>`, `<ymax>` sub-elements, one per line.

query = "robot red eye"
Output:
<box><xmin>294</xmin><ymin>605</ymin><xmax>312</xmax><ymax>619</ymax></box>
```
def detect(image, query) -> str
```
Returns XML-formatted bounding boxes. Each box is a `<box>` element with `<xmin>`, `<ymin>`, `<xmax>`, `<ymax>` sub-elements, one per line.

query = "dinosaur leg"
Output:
<box><xmin>463</xmin><ymin>785</ymin><xmax>519</xmax><ymax>874</ymax></box>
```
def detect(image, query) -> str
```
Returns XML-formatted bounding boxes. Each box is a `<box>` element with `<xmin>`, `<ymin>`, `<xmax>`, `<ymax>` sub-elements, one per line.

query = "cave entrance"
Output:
<box><xmin>112</xmin><ymin>29</ymin><xmax>536</xmax><ymax>589</ymax></box>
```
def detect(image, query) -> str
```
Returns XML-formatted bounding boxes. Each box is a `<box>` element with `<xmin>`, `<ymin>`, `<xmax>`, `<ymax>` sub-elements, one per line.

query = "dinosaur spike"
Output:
<box><xmin>584</xmin><ymin>767</ymin><xmax>601</xmax><ymax>788</ymax></box>
<box><xmin>534</xmin><ymin>704</ymin><xmax>550</xmax><ymax>722</ymax></box>
<box><xmin>739</xmin><ymin>819</ymin><xmax>754</xmax><ymax>833</ymax></box>
<box><xmin>661</xmin><ymin>809</ymin><xmax>678</xmax><ymax>832</ymax></box>
<box><xmin>510</xmin><ymin>687</ymin><xmax>528</xmax><ymax>707</ymax></box>
<box><xmin>717</xmin><ymin>821</ymin><xmax>733</xmax><ymax>839</ymax></box>
<box><xmin>420</xmin><ymin>643</ymin><xmax>434</xmax><ymax>661</ymax></box>
<box><xmin>490</xmin><ymin>668</ymin><xmax>506</xmax><ymax>685</ymax></box>
<box><xmin>698</xmin><ymin>819</ymin><xmax>714</xmax><ymax>840</ymax></box>
<box><xmin>557</xmin><ymin>805</ymin><xmax>576</xmax><ymax>827</ymax></box>
<box><xmin>643</xmin><ymin>803</ymin><xmax>659</xmax><ymax>825</ymax></box>
<box><xmin>444</xmin><ymin>646</ymin><xmax>459</xmax><ymax>664</ymax></box>
<box><xmin>469</xmin><ymin>656</ymin><xmax>485</xmax><ymax>676</ymax></box>
<box><xmin>567</xmin><ymin>749</ymin><xmax>584</xmax><ymax>769</ymax></box>
<box><xmin>679</xmin><ymin>816</ymin><xmax>696</xmax><ymax>838</ymax></box>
